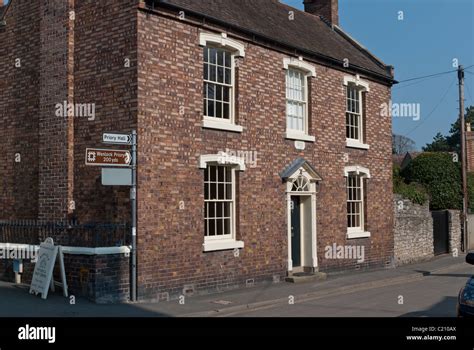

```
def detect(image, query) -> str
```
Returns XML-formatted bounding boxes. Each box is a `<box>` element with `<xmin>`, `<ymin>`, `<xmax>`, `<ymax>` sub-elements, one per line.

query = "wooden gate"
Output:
<box><xmin>432</xmin><ymin>210</ymin><xmax>449</xmax><ymax>255</ymax></box>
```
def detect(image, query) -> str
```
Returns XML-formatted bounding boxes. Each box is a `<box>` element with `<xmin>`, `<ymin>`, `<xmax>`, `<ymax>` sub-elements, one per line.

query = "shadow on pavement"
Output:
<box><xmin>398</xmin><ymin>296</ymin><xmax>458</xmax><ymax>317</ymax></box>
<box><xmin>0</xmin><ymin>281</ymin><xmax>170</xmax><ymax>318</ymax></box>
<box><xmin>414</xmin><ymin>270</ymin><xmax>473</xmax><ymax>278</ymax></box>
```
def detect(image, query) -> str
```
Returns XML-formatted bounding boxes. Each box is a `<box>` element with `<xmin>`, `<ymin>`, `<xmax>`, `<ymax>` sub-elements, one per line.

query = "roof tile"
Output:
<box><xmin>157</xmin><ymin>0</ymin><xmax>392</xmax><ymax>80</ymax></box>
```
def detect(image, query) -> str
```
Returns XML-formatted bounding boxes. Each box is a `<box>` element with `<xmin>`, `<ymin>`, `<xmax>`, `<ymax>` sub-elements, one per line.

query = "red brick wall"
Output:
<box><xmin>304</xmin><ymin>0</ymin><xmax>339</xmax><ymax>25</ymax></box>
<box><xmin>71</xmin><ymin>0</ymin><xmax>138</xmax><ymax>224</ymax></box>
<box><xmin>0</xmin><ymin>0</ymin><xmax>138</xmax><ymax>302</ymax></box>
<box><xmin>0</xmin><ymin>0</ymin><xmax>41</xmax><ymax>219</ymax></box>
<box><xmin>1</xmin><ymin>1</ymin><xmax>393</xmax><ymax>302</ymax></box>
<box><xmin>38</xmin><ymin>0</ymin><xmax>75</xmax><ymax>222</ymax></box>
<box><xmin>136</xmin><ymin>9</ymin><xmax>393</xmax><ymax>299</ymax></box>
<box><xmin>0</xmin><ymin>0</ymin><xmax>139</xmax><ymax>223</ymax></box>
<box><xmin>466</xmin><ymin>131</ymin><xmax>474</xmax><ymax>173</ymax></box>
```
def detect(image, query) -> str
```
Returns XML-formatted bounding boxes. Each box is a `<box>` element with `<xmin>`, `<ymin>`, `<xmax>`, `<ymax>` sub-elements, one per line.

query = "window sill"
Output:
<box><xmin>347</xmin><ymin>231</ymin><xmax>371</xmax><ymax>239</ymax></box>
<box><xmin>346</xmin><ymin>139</ymin><xmax>370</xmax><ymax>150</ymax></box>
<box><xmin>203</xmin><ymin>119</ymin><xmax>243</xmax><ymax>133</ymax></box>
<box><xmin>203</xmin><ymin>239</ymin><xmax>244</xmax><ymax>252</ymax></box>
<box><xmin>285</xmin><ymin>131</ymin><xmax>315</xmax><ymax>142</ymax></box>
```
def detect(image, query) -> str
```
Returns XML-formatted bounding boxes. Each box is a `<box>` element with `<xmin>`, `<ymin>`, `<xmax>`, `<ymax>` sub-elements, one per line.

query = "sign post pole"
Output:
<box><xmin>131</xmin><ymin>130</ymin><xmax>137</xmax><ymax>302</ymax></box>
<box><xmin>89</xmin><ymin>132</ymin><xmax>137</xmax><ymax>301</ymax></box>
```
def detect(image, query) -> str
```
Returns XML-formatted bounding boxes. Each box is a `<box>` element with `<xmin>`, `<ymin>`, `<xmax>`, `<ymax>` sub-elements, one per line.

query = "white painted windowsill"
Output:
<box><xmin>346</xmin><ymin>139</ymin><xmax>370</xmax><ymax>150</ymax></box>
<box><xmin>202</xmin><ymin>119</ymin><xmax>243</xmax><ymax>133</ymax></box>
<box><xmin>203</xmin><ymin>239</ymin><xmax>244</xmax><ymax>252</ymax></box>
<box><xmin>285</xmin><ymin>131</ymin><xmax>315</xmax><ymax>143</ymax></box>
<box><xmin>347</xmin><ymin>231</ymin><xmax>371</xmax><ymax>239</ymax></box>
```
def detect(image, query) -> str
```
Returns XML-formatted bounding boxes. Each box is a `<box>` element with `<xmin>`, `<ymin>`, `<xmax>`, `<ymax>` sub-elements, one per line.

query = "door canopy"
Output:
<box><xmin>280</xmin><ymin>158</ymin><xmax>323</xmax><ymax>193</ymax></box>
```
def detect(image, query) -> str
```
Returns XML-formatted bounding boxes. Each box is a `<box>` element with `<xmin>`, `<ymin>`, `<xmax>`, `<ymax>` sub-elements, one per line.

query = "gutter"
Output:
<box><xmin>142</xmin><ymin>1</ymin><xmax>396</xmax><ymax>86</ymax></box>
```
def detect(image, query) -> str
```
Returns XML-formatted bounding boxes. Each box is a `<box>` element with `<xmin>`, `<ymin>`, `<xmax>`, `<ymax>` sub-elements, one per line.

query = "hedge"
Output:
<box><xmin>401</xmin><ymin>152</ymin><xmax>462</xmax><ymax>210</ymax></box>
<box><xmin>393</xmin><ymin>165</ymin><xmax>428</xmax><ymax>205</ymax></box>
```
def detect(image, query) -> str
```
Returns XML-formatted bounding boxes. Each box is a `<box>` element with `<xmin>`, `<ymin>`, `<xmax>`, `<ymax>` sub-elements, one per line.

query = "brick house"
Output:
<box><xmin>0</xmin><ymin>0</ymin><xmax>395</xmax><ymax>302</ymax></box>
<box><xmin>467</xmin><ymin>123</ymin><xmax>474</xmax><ymax>173</ymax></box>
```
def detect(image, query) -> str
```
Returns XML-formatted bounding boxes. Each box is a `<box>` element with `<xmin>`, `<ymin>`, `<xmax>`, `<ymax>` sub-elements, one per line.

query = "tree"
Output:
<box><xmin>392</xmin><ymin>134</ymin><xmax>416</xmax><ymax>155</ymax></box>
<box><xmin>423</xmin><ymin>106</ymin><xmax>474</xmax><ymax>153</ymax></box>
<box><xmin>422</xmin><ymin>132</ymin><xmax>450</xmax><ymax>152</ymax></box>
<box><xmin>446</xmin><ymin>106</ymin><xmax>474</xmax><ymax>153</ymax></box>
<box><xmin>401</xmin><ymin>152</ymin><xmax>462</xmax><ymax>210</ymax></box>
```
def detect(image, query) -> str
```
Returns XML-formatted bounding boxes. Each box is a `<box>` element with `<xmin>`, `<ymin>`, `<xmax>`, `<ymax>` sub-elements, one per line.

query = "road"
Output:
<box><xmin>217</xmin><ymin>264</ymin><xmax>472</xmax><ymax>317</ymax></box>
<box><xmin>0</xmin><ymin>258</ymin><xmax>471</xmax><ymax>318</ymax></box>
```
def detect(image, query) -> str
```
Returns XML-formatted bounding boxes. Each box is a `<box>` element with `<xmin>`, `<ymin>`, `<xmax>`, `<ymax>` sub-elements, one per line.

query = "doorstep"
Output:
<box><xmin>285</xmin><ymin>272</ymin><xmax>327</xmax><ymax>284</ymax></box>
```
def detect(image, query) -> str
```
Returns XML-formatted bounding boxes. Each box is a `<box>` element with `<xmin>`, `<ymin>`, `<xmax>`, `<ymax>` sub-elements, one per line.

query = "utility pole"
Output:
<box><xmin>459</xmin><ymin>65</ymin><xmax>468</xmax><ymax>252</ymax></box>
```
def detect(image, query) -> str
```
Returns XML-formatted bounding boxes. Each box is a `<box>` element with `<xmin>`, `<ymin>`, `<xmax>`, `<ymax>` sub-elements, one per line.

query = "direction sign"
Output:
<box><xmin>103</xmin><ymin>133</ymin><xmax>131</xmax><ymax>145</ymax></box>
<box><xmin>85</xmin><ymin>148</ymin><xmax>131</xmax><ymax>167</ymax></box>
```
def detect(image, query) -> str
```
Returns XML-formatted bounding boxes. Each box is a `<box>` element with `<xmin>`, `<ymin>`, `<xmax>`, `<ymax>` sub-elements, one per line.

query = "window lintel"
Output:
<box><xmin>199</xmin><ymin>154</ymin><xmax>246</xmax><ymax>171</ymax></box>
<box><xmin>199</xmin><ymin>32</ymin><xmax>245</xmax><ymax>57</ymax></box>
<box><xmin>344</xmin><ymin>75</ymin><xmax>370</xmax><ymax>92</ymax></box>
<box><xmin>283</xmin><ymin>57</ymin><xmax>316</xmax><ymax>77</ymax></box>
<box><xmin>344</xmin><ymin>166</ymin><xmax>371</xmax><ymax>178</ymax></box>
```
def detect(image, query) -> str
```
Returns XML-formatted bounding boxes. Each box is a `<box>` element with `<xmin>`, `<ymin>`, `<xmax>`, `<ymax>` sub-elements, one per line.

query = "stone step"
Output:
<box><xmin>285</xmin><ymin>272</ymin><xmax>327</xmax><ymax>284</ymax></box>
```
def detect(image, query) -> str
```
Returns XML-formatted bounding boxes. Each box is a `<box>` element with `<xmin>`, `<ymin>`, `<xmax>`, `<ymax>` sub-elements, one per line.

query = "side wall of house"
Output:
<box><xmin>0</xmin><ymin>0</ymin><xmax>138</xmax><ymax>303</ymax></box>
<box><xmin>136</xmin><ymin>10</ymin><xmax>393</xmax><ymax>300</ymax></box>
<box><xmin>71</xmin><ymin>0</ymin><xmax>138</xmax><ymax>224</ymax></box>
<box><xmin>0</xmin><ymin>1</ymin><xmax>40</xmax><ymax>220</ymax></box>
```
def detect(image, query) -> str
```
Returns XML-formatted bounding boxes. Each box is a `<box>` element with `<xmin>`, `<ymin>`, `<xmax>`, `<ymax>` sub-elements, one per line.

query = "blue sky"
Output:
<box><xmin>283</xmin><ymin>0</ymin><xmax>474</xmax><ymax>149</ymax></box>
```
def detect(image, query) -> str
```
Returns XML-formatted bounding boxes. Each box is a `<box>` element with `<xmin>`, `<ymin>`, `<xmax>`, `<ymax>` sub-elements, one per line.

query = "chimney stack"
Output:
<box><xmin>0</xmin><ymin>1</ymin><xmax>4</xmax><ymax>7</ymax></box>
<box><xmin>304</xmin><ymin>0</ymin><xmax>339</xmax><ymax>26</ymax></box>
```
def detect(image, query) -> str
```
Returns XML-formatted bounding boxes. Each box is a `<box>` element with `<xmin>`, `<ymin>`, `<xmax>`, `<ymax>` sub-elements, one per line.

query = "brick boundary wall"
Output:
<box><xmin>0</xmin><ymin>253</ymin><xmax>130</xmax><ymax>304</ymax></box>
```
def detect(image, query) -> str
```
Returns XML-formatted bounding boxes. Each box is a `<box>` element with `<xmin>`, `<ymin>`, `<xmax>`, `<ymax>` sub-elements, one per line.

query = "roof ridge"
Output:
<box><xmin>272</xmin><ymin>1</ymin><xmax>393</xmax><ymax>77</ymax></box>
<box><xmin>137</xmin><ymin>1</ymin><xmax>395</xmax><ymax>83</ymax></box>
<box><xmin>333</xmin><ymin>24</ymin><xmax>392</xmax><ymax>75</ymax></box>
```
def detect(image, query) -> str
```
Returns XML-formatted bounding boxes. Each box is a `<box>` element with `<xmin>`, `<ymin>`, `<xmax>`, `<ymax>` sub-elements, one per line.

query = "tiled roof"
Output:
<box><xmin>155</xmin><ymin>0</ymin><xmax>394</xmax><ymax>82</ymax></box>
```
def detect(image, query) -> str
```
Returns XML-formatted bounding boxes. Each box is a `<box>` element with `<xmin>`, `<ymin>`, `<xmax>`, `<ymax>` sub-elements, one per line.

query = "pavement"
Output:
<box><xmin>0</xmin><ymin>254</ymin><xmax>471</xmax><ymax>317</ymax></box>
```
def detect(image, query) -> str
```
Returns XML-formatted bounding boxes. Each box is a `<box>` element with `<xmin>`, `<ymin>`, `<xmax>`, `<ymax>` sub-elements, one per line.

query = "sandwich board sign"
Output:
<box><xmin>29</xmin><ymin>238</ymin><xmax>68</xmax><ymax>299</ymax></box>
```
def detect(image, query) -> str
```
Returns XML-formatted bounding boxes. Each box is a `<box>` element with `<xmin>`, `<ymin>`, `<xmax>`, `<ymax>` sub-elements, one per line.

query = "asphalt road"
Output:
<box><xmin>0</xmin><ymin>259</ymin><xmax>471</xmax><ymax>318</ymax></box>
<box><xmin>218</xmin><ymin>264</ymin><xmax>473</xmax><ymax>317</ymax></box>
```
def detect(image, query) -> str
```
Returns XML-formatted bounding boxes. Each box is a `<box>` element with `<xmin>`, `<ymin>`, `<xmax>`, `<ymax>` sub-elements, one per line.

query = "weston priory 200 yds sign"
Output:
<box><xmin>85</xmin><ymin>148</ymin><xmax>131</xmax><ymax>167</ymax></box>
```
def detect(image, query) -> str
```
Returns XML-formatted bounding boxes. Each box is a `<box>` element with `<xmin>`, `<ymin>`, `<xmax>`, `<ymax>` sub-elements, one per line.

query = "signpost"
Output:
<box><xmin>85</xmin><ymin>131</ymin><xmax>137</xmax><ymax>302</ymax></box>
<box><xmin>103</xmin><ymin>133</ymin><xmax>132</xmax><ymax>145</ymax></box>
<box><xmin>85</xmin><ymin>148</ymin><xmax>131</xmax><ymax>167</ymax></box>
<box><xmin>130</xmin><ymin>131</ymin><xmax>137</xmax><ymax>302</ymax></box>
